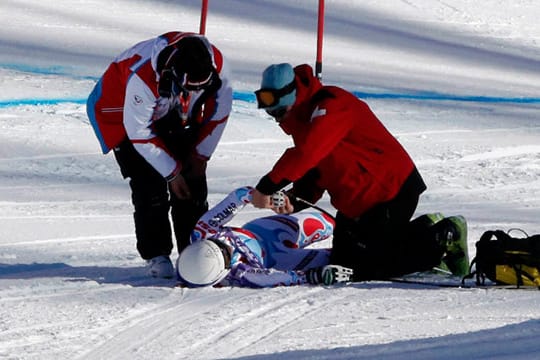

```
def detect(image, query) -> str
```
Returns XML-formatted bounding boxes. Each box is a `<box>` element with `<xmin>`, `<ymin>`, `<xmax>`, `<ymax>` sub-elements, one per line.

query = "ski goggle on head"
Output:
<box><xmin>255</xmin><ymin>80</ymin><xmax>296</xmax><ymax>109</ymax></box>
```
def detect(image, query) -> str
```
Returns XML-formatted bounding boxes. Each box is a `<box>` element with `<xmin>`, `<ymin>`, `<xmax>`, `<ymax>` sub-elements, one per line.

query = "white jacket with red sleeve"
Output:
<box><xmin>86</xmin><ymin>31</ymin><xmax>232</xmax><ymax>179</ymax></box>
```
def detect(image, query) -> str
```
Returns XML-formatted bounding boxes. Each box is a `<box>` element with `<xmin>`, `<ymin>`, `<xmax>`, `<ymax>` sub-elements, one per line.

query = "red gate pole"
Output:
<box><xmin>315</xmin><ymin>0</ymin><xmax>325</xmax><ymax>79</ymax></box>
<box><xmin>199</xmin><ymin>0</ymin><xmax>209</xmax><ymax>34</ymax></box>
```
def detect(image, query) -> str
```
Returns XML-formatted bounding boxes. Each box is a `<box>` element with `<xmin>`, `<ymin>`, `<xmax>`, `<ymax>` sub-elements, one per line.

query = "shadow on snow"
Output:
<box><xmin>0</xmin><ymin>262</ymin><xmax>176</xmax><ymax>288</ymax></box>
<box><xmin>233</xmin><ymin>319</ymin><xmax>540</xmax><ymax>360</ymax></box>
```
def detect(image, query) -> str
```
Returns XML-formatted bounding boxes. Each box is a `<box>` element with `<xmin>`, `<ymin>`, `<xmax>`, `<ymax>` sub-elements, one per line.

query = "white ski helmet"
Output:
<box><xmin>176</xmin><ymin>239</ymin><xmax>231</xmax><ymax>287</ymax></box>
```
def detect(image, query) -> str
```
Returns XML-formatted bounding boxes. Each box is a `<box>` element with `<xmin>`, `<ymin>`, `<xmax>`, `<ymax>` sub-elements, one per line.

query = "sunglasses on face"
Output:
<box><xmin>254</xmin><ymin>80</ymin><xmax>295</xmax><ymax>108</ymax></box>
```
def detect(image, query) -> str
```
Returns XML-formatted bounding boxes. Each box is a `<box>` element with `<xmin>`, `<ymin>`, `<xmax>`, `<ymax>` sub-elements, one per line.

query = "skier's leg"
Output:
<box><xmin>272</xmin><ymin>248</ymin><xmax>331</xmax><ymax>271</ymax></box>
<box><xmin>243</xmin><ymin>212</ymin><xmax>334</xmax><ymax>249</ymax></box>
<box><xmin>243</xmin><ymin>213</ymin><xmax>333</xmax><ymax>270</ymax></box>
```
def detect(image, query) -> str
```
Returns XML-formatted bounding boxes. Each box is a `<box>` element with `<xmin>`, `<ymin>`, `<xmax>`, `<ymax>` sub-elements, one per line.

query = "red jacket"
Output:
<box><xmin>257</xmin><ymin>64</ymin><xmax>424</xmax><ymax>219</ymax></box>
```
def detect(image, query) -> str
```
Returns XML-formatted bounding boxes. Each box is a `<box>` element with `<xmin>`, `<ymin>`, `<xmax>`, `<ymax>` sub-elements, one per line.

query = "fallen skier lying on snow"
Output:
<box><xmin>175</xmin><ymin>186</ymin><xmax>353</xmax><ymax>288</ymax></box>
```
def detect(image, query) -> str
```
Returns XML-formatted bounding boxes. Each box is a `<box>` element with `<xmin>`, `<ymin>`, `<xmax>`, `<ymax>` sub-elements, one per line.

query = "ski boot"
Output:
<box><xmin>411</xmin><ymin>213</ymin><xmax>452</xmax><ymax>273</ymax></box>
<box><xmin>411</xmin><ymin>212</ymin><xmax>445</xmax><ymax>228</ymax></box>
<box><xmin>436</xmin><ymin>216</ymin><xmax>470</xmax><ymax>277</ymax></box>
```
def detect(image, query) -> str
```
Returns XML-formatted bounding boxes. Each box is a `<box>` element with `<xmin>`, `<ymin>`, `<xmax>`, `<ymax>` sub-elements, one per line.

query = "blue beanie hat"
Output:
<box><xmin>260</xmin><ymin>63</ymin><xmax>296</xmax><ymax>111</ymax></box>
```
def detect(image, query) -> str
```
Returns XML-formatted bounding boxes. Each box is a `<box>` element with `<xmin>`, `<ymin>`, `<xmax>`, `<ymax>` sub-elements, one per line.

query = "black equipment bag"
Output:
<box><xmin>464</xmin><ymin>230</ymin><xmax>540</xmax><ymax>288</ymax></box>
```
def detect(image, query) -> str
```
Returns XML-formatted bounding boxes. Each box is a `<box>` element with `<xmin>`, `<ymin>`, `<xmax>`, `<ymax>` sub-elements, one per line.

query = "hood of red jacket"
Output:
<box><xmin>279</xmin><ymin>64</ymin><xmax>323</xmax><ymax>134</ymax></box>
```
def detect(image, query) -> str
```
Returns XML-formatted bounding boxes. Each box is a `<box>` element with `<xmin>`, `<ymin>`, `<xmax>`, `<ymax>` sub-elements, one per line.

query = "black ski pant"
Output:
<box><xmin>330</xmin><ymin>175</ymin><xmax>444</xmax><ymax>281</ymax></box>
<box><xmin>113</xmin><ymin>140</ymin><xmax>208</xmax><ymax>260</ymax></box>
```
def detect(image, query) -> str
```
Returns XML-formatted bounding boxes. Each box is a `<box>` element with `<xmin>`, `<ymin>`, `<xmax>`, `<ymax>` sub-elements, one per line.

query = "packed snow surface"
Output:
<box><xmin>0</xmin><ymin>1</ymin><xmax>539</xmax><ymax>359</ymax></box>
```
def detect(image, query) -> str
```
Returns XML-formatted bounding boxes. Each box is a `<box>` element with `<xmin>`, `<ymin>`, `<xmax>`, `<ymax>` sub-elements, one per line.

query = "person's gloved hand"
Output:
<box><xmin>305</xmin><ymin>265</ymin><xmax>354</xmax><ymax>285</ymax></box>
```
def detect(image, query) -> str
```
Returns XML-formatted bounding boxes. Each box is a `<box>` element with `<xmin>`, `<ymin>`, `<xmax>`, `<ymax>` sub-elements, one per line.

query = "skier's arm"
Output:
<box><xmin>226</xmin><ymin>263</ymin><xmax>307</xmax><ymax>288</ymax></box>
<box><xmin>191</xmin><ymin>186</ymin><xmax>254</xmax><ymax>242</ymax></box>
<box><xmin>227</xmin><ymin>263</ymin><xmax>353</xmax><ymax>288</ymax></box>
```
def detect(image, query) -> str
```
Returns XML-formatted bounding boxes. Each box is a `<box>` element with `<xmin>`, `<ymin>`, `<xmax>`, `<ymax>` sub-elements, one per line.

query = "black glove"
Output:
<box><xmin>305</xmin><ymin>265</ymin><xmax>353</xmax><ymax>285</ymax></box>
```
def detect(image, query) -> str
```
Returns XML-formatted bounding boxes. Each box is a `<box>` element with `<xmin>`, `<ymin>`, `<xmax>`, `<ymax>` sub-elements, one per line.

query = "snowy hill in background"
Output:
<box><xmin>0</xmin><ymin>1</ymin><xmax>539</xmax><ymax>359</ymax></box>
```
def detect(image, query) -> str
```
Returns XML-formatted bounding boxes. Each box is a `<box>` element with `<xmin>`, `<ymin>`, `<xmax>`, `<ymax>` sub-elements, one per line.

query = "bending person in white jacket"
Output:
<box><xmin>176</xmin><ymin>186</ymin><xmax>353</xmax><ymax>288</ymax></box>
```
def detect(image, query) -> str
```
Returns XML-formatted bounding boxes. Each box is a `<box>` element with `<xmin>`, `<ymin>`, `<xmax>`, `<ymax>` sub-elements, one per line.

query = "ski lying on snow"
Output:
<box><xmin>388</xmin><ymin>272</ymin><xmax>539</xmax><ymax>290</ymax></box>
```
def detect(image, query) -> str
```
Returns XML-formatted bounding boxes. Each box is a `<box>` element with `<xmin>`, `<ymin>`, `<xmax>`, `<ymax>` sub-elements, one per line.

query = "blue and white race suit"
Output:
<box><xmin>190</xmin><ymin>186</ymin><xmax>335</xmax><ymax>287</ymax></box>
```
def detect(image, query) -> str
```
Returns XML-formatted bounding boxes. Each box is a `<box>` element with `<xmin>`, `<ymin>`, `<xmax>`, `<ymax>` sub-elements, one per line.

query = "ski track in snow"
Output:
<box><xmin>72</xmin><ymin>287</ymin><xmax>330</xmax><ymax>359</ymax></box>
<box><xmin>458</xmin><ymin>145</ymin><xmax>540</xmax><ymax>162</ymax></box>
<box><xmin>1</xmin><ymin>100</ymin><xmax>538</xmax><ymax>358</ymax></box>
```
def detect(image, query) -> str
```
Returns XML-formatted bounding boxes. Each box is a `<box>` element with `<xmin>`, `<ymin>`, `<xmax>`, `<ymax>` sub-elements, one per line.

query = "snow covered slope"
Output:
<box><xmin>0</xmin><ymin>1</ymin><xmax>539</xmax><ymax>359</ymax></box>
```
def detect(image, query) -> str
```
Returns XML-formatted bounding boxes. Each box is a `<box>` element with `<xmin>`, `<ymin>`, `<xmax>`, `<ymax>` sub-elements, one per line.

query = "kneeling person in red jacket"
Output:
<box><xmin>251</xmin><ymin>63</ymin><xmax>467</xmax><ymax>281</ymax></box>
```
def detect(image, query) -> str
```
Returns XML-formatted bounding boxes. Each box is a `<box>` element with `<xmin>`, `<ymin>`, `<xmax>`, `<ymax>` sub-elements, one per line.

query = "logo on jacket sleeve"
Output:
<box><xmin>133</xmin><ymin>95</ymin><xmax>144</xmax><ymax>105</ymax></box>
<box><xmin>311</xmin><ymin>106</ymin><xmax>326</xmax><ymax>122</ymax></box>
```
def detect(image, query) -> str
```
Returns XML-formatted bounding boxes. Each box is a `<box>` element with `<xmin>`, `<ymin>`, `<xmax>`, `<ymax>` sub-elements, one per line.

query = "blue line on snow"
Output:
<box><xmin>351</xmin><ymin>91</ymin><xmax>540</xmax><ymax>104</ymax></box>
<box><xmin>0</xmin><ymin>98</ymin><xmax>88</xmax><ymax>107</ymax></box>
<box><xmin>2</xmin><ymin>91</ymin><xmax>540</xmax><ymax>109</ymax></box>
<box><xmin>1</xmin><ymin>63</ymin><xmax>98</xmax><ymax>81</ymax></box>
<box><xmin>1</xmin><ymin>63</ymin><xmax>540</xmax><ymax>107</ymax></box>
<box><xmin>236</xmin><ymin>91</ymin><xmax>540</xmax><ymax>104</ymax></box>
